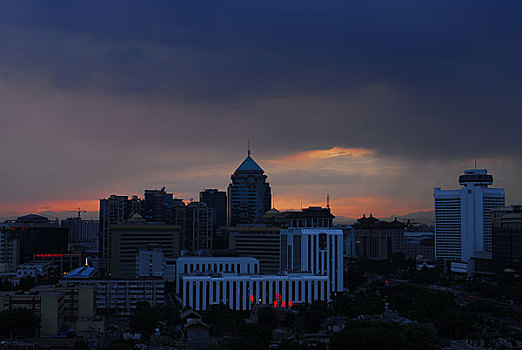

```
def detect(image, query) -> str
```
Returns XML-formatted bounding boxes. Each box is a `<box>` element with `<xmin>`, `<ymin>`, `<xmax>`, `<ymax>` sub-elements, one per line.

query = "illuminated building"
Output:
<box><xmin>181</xmin><ymin>272</ymin><xmax>327</xmax><ymax>311</ymax></box>
<box><xmin>434</xmin><ymin>169</ymin><xmax>505</xmax><ymax>273</ymax></box>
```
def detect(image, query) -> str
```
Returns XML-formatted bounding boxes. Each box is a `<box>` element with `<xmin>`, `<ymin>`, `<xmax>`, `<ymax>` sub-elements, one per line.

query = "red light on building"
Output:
<box><xmin>288</xmin><ymin>301</ymin><xmax>293</xmax><ymax>307</ymax></box>
<box><xmin>273</xmin><ymin>301</ymin><xmax>278</xmax><ymax>308</ymax></box>
<box><xmin>250</xmin><ymin>295</ymin><xmax>254</xmax><ymax>302</ymax></box>
<box><xmin>281</xmin><ymin>300</ymin><xmax>285</xmax><ymax>308</ymax></box>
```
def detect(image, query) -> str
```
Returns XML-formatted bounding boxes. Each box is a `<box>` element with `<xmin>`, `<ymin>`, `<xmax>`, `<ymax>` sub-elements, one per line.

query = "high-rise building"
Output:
<box><xmin>184</xmin><ymin>202</ymin><xmax>213</xmax><ymax>252</ymax></box>
<box><xmin>200</xmin><ymin>189</ymin><xmax>227</xmax><ymax>246</ymax></box>
<box><xmin>227</xmin><ymin>149</ymin><xmax>271</xmax><ymax>227</ymax></box>
<box><xmin>434</xmin><ymin>169</ymin><xmax>505</xmax><ymax>273</ymax></box>
<box><xmin>99</xmin><ymin>195</ymin><xmax>143</xmax><ymax>273</ymax></box>
<box><xmin>61</xmin><ymin>217</ymin><xmax>99</xmax><ymax>248</ymax></box>
<box><xmin>0</xmin><ymin>231</ymin><xmax>19</xmax><ymax>271</ymax></box>
<box><xmin>108</xmin><ymin>214</ymin><xmax>180</xmax><ymax>278</ymax></box>
<box><xmin>144</xmin><ymin>187</ymin><xmax>176</xmax><ymax>223</ymax></box>
<box><xmin>492</xmin><ymin>204</ymin><xmax>522</xmax><ymax>273</ymax></box>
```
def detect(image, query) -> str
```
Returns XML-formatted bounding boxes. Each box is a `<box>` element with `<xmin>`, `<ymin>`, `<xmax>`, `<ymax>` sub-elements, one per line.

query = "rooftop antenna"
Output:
<box><xmin>272</xmin><ymin>196</ymin><xmax>275</xmax><ymax>210</ymax></box>
<box><xmin>474</xmin><ymin>157</ymin><xmax>477</xmax><ymax>170</ymax></box>
<box><xmin>326</xmin><ymin>193</ymin><xmax>330</xmax><ymax>209</ymax></box>
<box><xmin>248</xmin><ymin>139</ymin><xmax>251</xmax><ymax>156</ymax></box>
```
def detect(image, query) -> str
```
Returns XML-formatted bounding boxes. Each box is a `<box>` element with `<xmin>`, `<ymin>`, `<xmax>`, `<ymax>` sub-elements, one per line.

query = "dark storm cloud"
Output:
<box><xmin>0</xmin><ymin>1</ymin><xmax>521</xmax><ymax>216</ymax></box>
<box><xmin>0</xmin><ymin>1</ymin><xmax>520</xmax><ymax>158</ymax></box>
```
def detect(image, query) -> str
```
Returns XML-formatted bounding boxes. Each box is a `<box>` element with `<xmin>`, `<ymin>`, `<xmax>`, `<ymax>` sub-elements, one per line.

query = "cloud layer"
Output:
<box><xmin>0</xmin><ymin>1</ymin><xmax>521</xmax><ymax>219</ymax></box>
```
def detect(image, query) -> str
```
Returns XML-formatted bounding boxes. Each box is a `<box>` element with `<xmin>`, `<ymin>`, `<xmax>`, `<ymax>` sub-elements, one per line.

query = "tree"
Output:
<box><xmin>129</xmin><ymin>303</ymin><xmax>180</xmax><ymax>339</ymax></box>
<box><xmin>399</xmin><ymin>324</ymin><xmax>438</xmax><ymax>350</ymax></box>
<box><xmin>330</xmin><ymin>321</ymin><xmax>401</xmax><ymax>350</ymax></box>
<box><xmin>0</xmin><ymin>309</ymin><xmax>40</xmax><ymax>338</ymax></box>
<box><xmin>257</xmin><ymin>307</ymin><xmax>278</xmax><ymax>329</ymax></box>
<box><xmin>203</xmin><ymin>303</ymin><xmax>243</xmax><ymax>337</ymax></box>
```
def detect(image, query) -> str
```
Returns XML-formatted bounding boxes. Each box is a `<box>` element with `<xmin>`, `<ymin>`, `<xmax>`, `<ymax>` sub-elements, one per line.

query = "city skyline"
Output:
<box><xmin>0</xmin><ymin>149</ymin><xmax>518</xmax><ymax>220</ymax></box>
<box><xmin>1</xmin><ymin>2</ymin><xmax>521</xmax><ymax>219</ymax></box>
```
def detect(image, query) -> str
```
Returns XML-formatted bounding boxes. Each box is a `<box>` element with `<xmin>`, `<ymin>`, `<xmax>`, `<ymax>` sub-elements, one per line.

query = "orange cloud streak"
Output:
<box><xmin>267</xmin><ymin>147</ymin><xmax>374</xmax><ymax>164</ymax></box>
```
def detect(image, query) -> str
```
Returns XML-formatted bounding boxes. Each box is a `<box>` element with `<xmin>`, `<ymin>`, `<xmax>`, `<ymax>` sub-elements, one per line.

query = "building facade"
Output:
<box><xmin>184</xmin><ymin>202</ymin><xmax>213</xmax><ymax>252</ymax></box>
<box><xmin>61</xmin><ymin>218</ymin><xmax>99</xmax><ymax>248</ymax></box>
<box><xmin>62</xmin><ymin>266</ymin><xmax>165</xmax><ymax>314</ymax></box>
<box><xmin>280</xmin><ymin>228</ymin><xmax>344</xmax><ymax>295</ymax></box>
<box><xmin>227</xmin><ymin>150</ymin><xmax>271</xmax><ymax>227</ymax></box>
<box><xmin>200</xmin><ymin>189</ymin><xmax>227</xmax><ymax>228</ymax></box>
<box><xmin>136</xmin><ymin>245</ymin><xmax>165</xmax><ymax>279</ymax></box>
<box><xmin>228</xmin><ymin>226</ymin><xmax>281</xmax><ymax>273</ymax></box>
<box><xmin>285</xmin><ymin>207</ymin><xmax>335</xmax><ymax>228</ymax></box>
<box><xmin>99</xmin><ymin>195</ymin><xmax>143</xmax><ymax>273</ymax></box>
<box><xmin>175</xmin><ymin>256</ymin><xmax>260</xmax><ymax>294</ymax></box>
<box><xmin>434</xmin><ymin>169</ymin><xmax>505</xmax><ymax>272</ymax></box>
<box><xmin>108</xmin><ymin>214</ymin><xmax>180</xmax><ymax>278</ymax></box>
<box><xmin>492</xmin><ymin>204</ymin><xmax>522</xmax><ymax>273</ymax></box>
<box><xmin>2</xmin><ymin>214</ymin><xmax>68</xmax><ymax>265</ymax></box>
<box><xmin>353</xmin><ymin>215</ymin><xmax>406</xmax><ymax>260</ymax></box>
<box><xmin>181</xmin><ymin>272</ymin><xmax>328</xmax><ymax>311</ymax></box>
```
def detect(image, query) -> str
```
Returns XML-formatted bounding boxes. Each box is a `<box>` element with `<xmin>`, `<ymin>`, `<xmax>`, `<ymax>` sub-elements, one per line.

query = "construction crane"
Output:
<box><xmin>74</xmin><ymin>208</ymin><xmax>87</xmax><ymax>218</ymax></box>
<box><xmin>53</xmin><ymin>208</ymin><xmax>88</xmax><ymax>219</ymax></box>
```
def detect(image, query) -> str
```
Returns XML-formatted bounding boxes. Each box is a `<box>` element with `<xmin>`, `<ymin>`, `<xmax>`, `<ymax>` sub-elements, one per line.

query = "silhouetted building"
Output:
<box><xmin>2</xmin><ymin>214</ymin><xmax>68</xmax><ymax>264</ymax></box>
<box><xmin>144</xmin><ymin>187</ymin><xmax>178</xmax><ymax>223</ymax></box>
<box><xmin>353</xmin><ymin>215</ymin><xmax>406</xmax><ymax>260</ymax></box>
<box><xmin>285</xmin><ymin>206</ymin><xmax>335</xmax><ymax>228</ymax></box>
<box><xmin>434</xmin><ymin>169</ymin><xmax>505</xmax><ymax>273</ymax></box>
<box><xmin>227</xmin><ymin>149</ymin><xmax>271</xmax><ymax>227</ymax></box>
<box><xmin>99</xmin><ymin>195</ymin><xmax>143</xmax><ymax>273</ymax></box>
<box><xmin>228</xmin><ymin>226</ymin><xmax>281</xmax><ymax>273</ymax></box>
<box><xmin>184</xmin><ymin>202</ymin><xmax>213</xmax><ymax>252</ymax></box>
<box><xmin>61</xmin><ymin>217</ymin><xmax>99</xmax><ymax>248</ymax></box>
<box><xmin>108</xmin><ymin>214</ymin><xmax>181</xmax><ymax>278</ymax></box>
<box><xmin>0</xmin><ymin>231</ymin><xmax>19</xmax><ymax>271</ymax></box>
<box><xmin>402</xmin><ymin>231</ymin><xmax>435</xmax><ymax>259</ymax></box>
<box><xmin>492</xmin><ymin>204</ymin><xmax>522</xmax><ymax>273</ymax></box>
<box><xmin>200</xmin><ymin>189</ymin><xmax>227</xmax><ymax>246</ymax></box>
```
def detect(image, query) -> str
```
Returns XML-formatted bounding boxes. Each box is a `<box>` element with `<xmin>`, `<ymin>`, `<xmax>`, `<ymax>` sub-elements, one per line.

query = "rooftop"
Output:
<box><xmin>63</xmin><ymin>265</ymin><xmax>97</xmax><ymax>279</ymax></box>
<box><xmin>235</xmin><ymin>155</ymin><xmax>264</xmax><ymax>173</ymax></box>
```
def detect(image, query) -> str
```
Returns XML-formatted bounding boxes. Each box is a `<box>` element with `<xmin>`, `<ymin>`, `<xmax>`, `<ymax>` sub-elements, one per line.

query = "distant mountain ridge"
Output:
<box><xmin>333</xmin><ymin>210</ymin><xmax>434</xmax><ymax>226</ymax></box>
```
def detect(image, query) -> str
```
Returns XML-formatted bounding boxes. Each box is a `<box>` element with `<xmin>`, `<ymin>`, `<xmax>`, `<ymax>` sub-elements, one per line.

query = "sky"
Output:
<box><xmin>1</xmin><ymin>1</ymin><xmax>521</xmax><ymax>220</ymax></box>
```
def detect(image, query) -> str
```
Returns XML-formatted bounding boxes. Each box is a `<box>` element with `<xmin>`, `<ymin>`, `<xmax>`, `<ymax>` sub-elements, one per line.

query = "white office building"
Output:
<box><xmin>175</xmin><ymin>256</ymin><xmax>259</xmax><ymax>294</ymax></box>
<box><xmin>181</xmin><ymin>272</ymin><xmax>328</xmax><ymax>311</ymax></box>
<box><xmin>280</xmin><ymin>228</ymin><xmax>344</xmax><ymax>294</ymax></box>
<box><xmin>434</xmin><ymin>169</ymin><xmax>505</xmax><ymax>273</ymax></box>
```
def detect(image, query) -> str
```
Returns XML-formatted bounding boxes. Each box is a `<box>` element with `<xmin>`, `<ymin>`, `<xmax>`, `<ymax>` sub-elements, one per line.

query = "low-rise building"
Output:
<box><xmin>16</xmin><ymin>261</ymin><xmax>55</xmax><ymax>281</ymax></box>
<box><xmin>0</xmin><ymin>290</ymin><xmax>65</xmax><ymax>336</ymax></box>
<box><xmin>61</xmin><ymin>266</ymin><xmax>165</xmax><ymax>314</ymax></box>
<box><xmin>181</xmin><ymin>272</ymin><xmax>328</xmax><ymax>311</ymax></box>
<box><xmin>175</xmin><ymin>256</ymin><xmax>259</xmax><ymax>294</ymax></box>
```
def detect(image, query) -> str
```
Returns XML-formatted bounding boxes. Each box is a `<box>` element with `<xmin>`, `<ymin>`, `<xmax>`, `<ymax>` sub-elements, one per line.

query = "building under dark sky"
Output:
<box><xmin>227</xmin><ymin>150</ymin><xmax>271</xmax><ymax>227</ymax></box>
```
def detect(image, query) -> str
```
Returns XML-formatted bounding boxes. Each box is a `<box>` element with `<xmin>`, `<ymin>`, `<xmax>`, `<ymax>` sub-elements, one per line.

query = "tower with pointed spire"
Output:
<box><xmin>227</xmin><ymin>146</ymin><xmax>272</xmax><ymax>227</ymax></box>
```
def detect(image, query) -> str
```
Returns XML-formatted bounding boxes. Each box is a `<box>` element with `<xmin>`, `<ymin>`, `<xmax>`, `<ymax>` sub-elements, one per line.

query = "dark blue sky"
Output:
<box><xmin>1</xmin><ymin>1</ymin><xmax>521</xmax><ymax>217</ymax></box>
